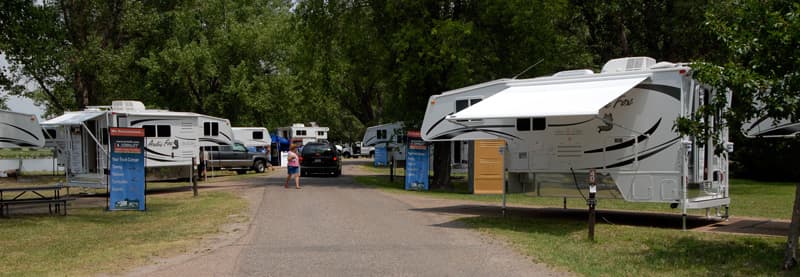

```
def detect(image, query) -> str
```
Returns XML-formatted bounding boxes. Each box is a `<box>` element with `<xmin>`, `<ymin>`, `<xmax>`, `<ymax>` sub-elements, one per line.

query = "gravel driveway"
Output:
<box><xmin>125</xmin><ymin>160</ymin><xmax>569</xmax><ymax>277</ymax></box>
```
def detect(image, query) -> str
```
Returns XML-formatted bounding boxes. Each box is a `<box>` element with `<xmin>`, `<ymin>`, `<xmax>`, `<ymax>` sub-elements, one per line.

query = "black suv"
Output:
<box><xmin>300</xmin><ymin>142</ymin><xmax>342</xmax><ymax>177</ymax></box>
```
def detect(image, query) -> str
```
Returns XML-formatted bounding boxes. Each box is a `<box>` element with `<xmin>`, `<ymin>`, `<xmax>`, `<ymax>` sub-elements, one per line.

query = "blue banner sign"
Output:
<box><xmin>404</xmin><ymin>135</ymin><xmax>429</xmax><ymax>191</ymax></box>
<box><xmin>109</xmin><ymin>127</ymin><xmax>146</xmax><ymax>211</ymax></box>
<box><xmin>374</xmin><ymin>145</ymin><xmax>388</xmax><ymax>166</ymax></box>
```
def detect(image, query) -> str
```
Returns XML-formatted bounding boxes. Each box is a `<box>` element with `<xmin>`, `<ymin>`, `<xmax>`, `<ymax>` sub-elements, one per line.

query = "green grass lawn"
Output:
<box><xmin>355</xmin><ymin>166</ymin><xmax>800</xmax><ymax>276</ymax></box>
<box><xmin>0</xmin><ymin>191</ymin><xmax>248</xmax><ymax>276</ymax></box>
<box><xmin>0</xmin><ymin>148</ymin><xmax>53</xmax><ymax>159</ymax></box>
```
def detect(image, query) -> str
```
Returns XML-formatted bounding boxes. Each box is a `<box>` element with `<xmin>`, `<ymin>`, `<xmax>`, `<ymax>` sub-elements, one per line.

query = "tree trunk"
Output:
<box><xmin>431</xmin><ymin>141</ymin><xmax>452</xmax><ymax>190</ymax></box>
<box><xmin>783</xmin><ymin>183</ymin><xmax>800</xmax><ymax>270</ymax></box>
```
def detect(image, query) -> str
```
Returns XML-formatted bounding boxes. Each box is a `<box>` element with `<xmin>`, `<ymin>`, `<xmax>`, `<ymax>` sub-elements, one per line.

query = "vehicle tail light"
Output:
<box><xmin>333</xmin><ymin>156</ymin><xmax>337</xmax><ymax>161</ymax></box>
<box><xmin>299</xmin><ymin>156</ymin><xmax>303</xmax><ymax>163</ymax></box>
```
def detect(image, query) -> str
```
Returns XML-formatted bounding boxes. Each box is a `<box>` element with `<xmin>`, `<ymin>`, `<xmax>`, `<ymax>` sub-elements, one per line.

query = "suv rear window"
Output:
<box><xmin>302</xmin><ymin>144</ymin><xmax>334</xmax><ymax>155</ymax></box>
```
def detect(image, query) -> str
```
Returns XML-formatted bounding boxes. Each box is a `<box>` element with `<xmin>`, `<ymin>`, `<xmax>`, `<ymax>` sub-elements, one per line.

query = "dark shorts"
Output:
<box><xmin>288</xmin><ymin>166</ymin><xmax>299</xmax><ymax>175</ymax></box>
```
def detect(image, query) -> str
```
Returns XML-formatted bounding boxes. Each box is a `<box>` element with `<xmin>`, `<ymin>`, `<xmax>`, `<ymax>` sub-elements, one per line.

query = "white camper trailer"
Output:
<box><xmin>0</xmin><ymin>110</ymin><xmax>45</xmax><ymax>148</ymax></box>
<box><xmin>276</xmin><ymin>123</ymin><xmax>329</xmax><ymax>145</ymax></box>
<box><xmin>42</xmin><ymin>100</ymin><xmax>232</xmax><ymax>186</ymax></box>
<box><xmin>422</xmin><ymin>57</ymin><xmax>732</xmax><ymax>218</ymax></box>
<box><xmin>232</xmin><ymin>127</ymin><xmax>272</xmax><ymax>153</ymax></box>
<box><xmin>362</xmin><ymin>122</ymin><xmax>407</xmax><ymax>162</ymax></box>
<box><xmin>744</xmin><ymin>117</ymin><xmax>800</xmax><ymax>138</ymax></box>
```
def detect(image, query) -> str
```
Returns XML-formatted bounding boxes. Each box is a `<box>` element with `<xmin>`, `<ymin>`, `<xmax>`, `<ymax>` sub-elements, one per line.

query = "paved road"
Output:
<box><xmin>131</xmin><ymin>160</ymin><xmax>566</xmax><ymax>277</ymax></box>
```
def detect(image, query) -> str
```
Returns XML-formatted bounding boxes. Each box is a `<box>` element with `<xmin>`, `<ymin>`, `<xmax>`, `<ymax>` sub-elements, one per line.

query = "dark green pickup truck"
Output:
<box><xmin>201</xmin><ymin>143</ymin><xmax>268</xmax><ymax>174</ymax></box>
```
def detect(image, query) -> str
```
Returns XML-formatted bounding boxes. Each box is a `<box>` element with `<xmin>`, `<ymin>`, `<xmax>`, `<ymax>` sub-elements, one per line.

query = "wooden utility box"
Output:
<box><xmin>468</xmin><ymin>139</ymin><xmax>505</xmax><ymax>194</ymax></box>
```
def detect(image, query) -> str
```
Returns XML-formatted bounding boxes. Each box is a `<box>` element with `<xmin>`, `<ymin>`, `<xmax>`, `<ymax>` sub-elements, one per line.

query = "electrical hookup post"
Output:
<box><xmin>404</xmin><ymin>131</ymin><xmax>429</xmax><ymax>191</ymax></box>
<box><xmin>108</xmin><ymin>128</ymin><xmax>146</xmax><ymax>211</ymax></box>
<box><xmin>587</xmin><ymin>168</ymin><xmax>597</xmax><ymax>241</ymax></box>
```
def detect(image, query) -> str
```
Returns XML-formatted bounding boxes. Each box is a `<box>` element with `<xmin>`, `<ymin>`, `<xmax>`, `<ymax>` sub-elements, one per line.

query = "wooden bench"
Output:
<box><xmin>0</xmin><ymin>185</ymin><xmax>75</xmax><ymax>217</ymax></box>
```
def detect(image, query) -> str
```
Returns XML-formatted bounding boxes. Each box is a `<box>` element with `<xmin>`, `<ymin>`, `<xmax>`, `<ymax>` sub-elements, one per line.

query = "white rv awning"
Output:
<box><xmin>447</xmin><ymin>75</ymin><xmax>649</xmax><ymax>120</ymax></box>
<box><xmin>41</xmin><ymin>111</ymin><xmax>107</xmax><ymax>126</ymax></box>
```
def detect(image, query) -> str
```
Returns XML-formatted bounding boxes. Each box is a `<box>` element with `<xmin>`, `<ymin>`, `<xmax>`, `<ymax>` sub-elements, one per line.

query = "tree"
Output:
<box><xmin>686</xmin><ymin>0</ymin><xmax>800</xmax><ymax>269</ymax></box>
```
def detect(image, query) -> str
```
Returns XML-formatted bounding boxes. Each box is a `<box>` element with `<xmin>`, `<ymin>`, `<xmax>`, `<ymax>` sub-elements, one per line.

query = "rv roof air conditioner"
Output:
<box><xmin>601</xmin><ymin>57</ymin><xmax>656</xmax><ymax>73</ymax></box>
<box><xmin>111</xmin><ymin>100</ymin><xmax>146</xmax><ymax>112</ymax></box>
<box><xmin>552</xmin><ymin>69</ymin><xmax>594</xmax><ymax>77</ymax></box>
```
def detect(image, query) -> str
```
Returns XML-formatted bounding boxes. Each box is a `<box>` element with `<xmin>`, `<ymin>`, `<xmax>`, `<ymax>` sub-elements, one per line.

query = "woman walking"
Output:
<box><xmin>285</xmin><ymin>144</ymin><xmax>301</xmax><ymax>189</ymax></box>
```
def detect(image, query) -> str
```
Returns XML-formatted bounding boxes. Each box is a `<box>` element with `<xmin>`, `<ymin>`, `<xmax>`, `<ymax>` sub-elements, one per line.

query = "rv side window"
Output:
<box><xmin>252</xmin><ymin>131</ymin><xmax>263</xmax><ymax>140</ymax></box>
<box><xmin>296</xmin><ymin>130</ymin><xmax>307</xmax><ymax>136</ymax></box>
<box><xmin>144</xmin><ymin>125</ymin><xmax>157</xmax><ymax>137</ymax></box>
<box><xmin>455</xmin><ymin>100</ymin><xmax>469</xmax><ymax>112</ymax></box>
<box><xmin>203</xmin><ymin>122</ymin><xmax>210</xmax><ymax>136</ymax></box>
<box><xmin>532</xmin><ymin>118</ymin><xmax>546</xmax><ymax>131</ymax></box>
<box><xmin>317</xmin><ymin>131</ymin><xmax>325</xmax><ymax>136</ymax></box>
<box><xmin>470</xmin><ymin>99</ymin><xmax>482</xmax><ymax>105</ymax></box>
<box><xmin>211</xmin><ymin>122</ymin><xmax>219</xmax><ymax>136</ymax></box>
<box><xmin>157</xmin><ymin>125</ymin><xmax>171</xmax><ymax>137</ymax></box>
<box><xmin>516</xmin><ymin>118</ymin><xmax>531</xmax><ymax>131</ymax></box>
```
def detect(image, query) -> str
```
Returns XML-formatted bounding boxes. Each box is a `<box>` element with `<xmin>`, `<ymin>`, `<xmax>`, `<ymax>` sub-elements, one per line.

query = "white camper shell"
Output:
<box><xmin>42</xmin><ymin>100</ymin><xmax>232</xmax><ymax>187</ymax></box>
<box><xmin>0</xmin><ymin>110</ymin><xmax>45</xmax><ymax>148</ymax></box>
<box><xmin>276</xmin><ymin>123</ymin><xmax>329</xmax><ymax>145</ymax></box>
<box><xmin>362</xmin><ymin>122</ymin><xmax>406</xmax><ymax>162</ymax></box>
<box><xmin>232</xmin><ymin>127</ymin><xmax>272</xmax><ymax>153</ymax></box>
<box><xmin>422</xmin><ymin>57</ymin><xmax>732</xmax><ymax>216</ymax></box>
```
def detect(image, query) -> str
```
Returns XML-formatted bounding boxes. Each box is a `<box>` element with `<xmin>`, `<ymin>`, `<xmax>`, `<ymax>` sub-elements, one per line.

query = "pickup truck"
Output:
<box><xmin>201</xmin><ymin>143</ymin><xmax>269</xmax><ymax>174</ymax></box>
<box><xmin>342</xmin><ymin>142</ymin><xmax>374</xmax><ymax>158</ymax></box>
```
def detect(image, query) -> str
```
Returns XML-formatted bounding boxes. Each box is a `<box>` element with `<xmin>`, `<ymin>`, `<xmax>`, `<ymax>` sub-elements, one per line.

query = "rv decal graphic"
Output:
<box><xmin>548</xmin><ymin>118</ymin><xmax>594</xmax><ymax>127</ymax></box>
<box><xmin>634</xmin><ymin>84</ymin><xmax>680</xmax><ymax>101</ymax></box>
<box><xmin>221</xmin><ymin>132</ymin><xmax>231</xmax><ymax>141</ymax></box>
<box><xmin>147</xmin><ymin>138</ymin><xmax>177</xmax><ymax>148</ymax></box>
<box><xmin>597</xmin><ymin>114</ymin><xmax>614</xmax><ymax>133</ymax></box>
<box><xmin>0</xmin><ymin>122</ymin><xmax>41</xmax><ymax>141</ymax></box>
<box><xmin>431</xmin><ymin>125</ymin><xmax>518</xmax><ymax>140</ymax></box>
<box><xmin>615</xmin><ymin>135</ymin><xmax>680</xmax><ymax>161</ymax></box>
<box><xmin>200</xmin><ymin>138</ymin><xmax>232</xmax><ymax>145</ymax></box>
<box><xmin>130</xmin><ymin>118</ymin><xmax>171</xmax><ymax>126</ymax></box>
<box><xmin>602</xmin><ymin>137</ymin><xmax>680</xmax><ymax>169</ymax></box>
<box><xmin>425</xmin><ymin>113</ymin><xmax>453</xmax><ymax>136</ymax></box>
<box><xmin>145</xmin><ymin>147</ymin><xmax>171</xmax><ymax>157</ymax></box>
<box><xmin>363</xmin><ymin>136</ymin><xmax>376</xmax><ymax>146</ymax></box>
<box><xmin>584</xmin><ymin>118</ymin><xmax>662</xmax><ymax>154</ymax></box>
<box><xmin>0</xmin><ymin>137</ymin><xmax>38</xmax><ymax>147</ymax></box>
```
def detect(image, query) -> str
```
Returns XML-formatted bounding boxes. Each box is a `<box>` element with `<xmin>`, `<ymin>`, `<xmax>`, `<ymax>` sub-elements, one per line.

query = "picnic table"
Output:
<box><xmin>0</xmin><ymin>184</ymin><xmax>74</xmax><ymax>217</ymax></box>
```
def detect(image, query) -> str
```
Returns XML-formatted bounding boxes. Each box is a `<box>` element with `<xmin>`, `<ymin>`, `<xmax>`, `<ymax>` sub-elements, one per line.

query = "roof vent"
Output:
<box><xmin>553</xmin><ymin>69</ymin><xmax>594</xmax><ymax>77</ymax></box>
<box><xmin>601</xmin><ymin>57</ymin><xmax>656</xmax><ymax>73</ymax></box>
<box><xmin>111</xmin><ymin>101</ymin><xmax>146</xmax><ymax>112</ymax></box>
<box><xmin>292</xmin><ymin>123</ymin><xmax>305</xmax><ymax>127</ymax></box>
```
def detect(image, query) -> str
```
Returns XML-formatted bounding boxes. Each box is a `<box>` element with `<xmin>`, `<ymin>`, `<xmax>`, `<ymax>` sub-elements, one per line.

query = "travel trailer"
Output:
<box><xmin>0</xmin><ymin>110</ymin><xmax>45</xmax><ymax>148</ymax></box>
<box><xmin>362</xmin><ymin>122</ymin><xmax>406</xmax><ymax>163</ymax></box>
<box><xmin>276</xmin><ymin>123</ymin><xmax>329</xmax><ymax>145</ymax></box>
<box><xmin>233</xmin><ymin>127</ymin><xmax>272</xmax><ymax>153</ymax></box>
<box><xmin>42</xmin><ymin>100</ymin><xmax>232</xmax><ymax>187</ymax></box>
<box><xmin>421</xmin><ymin>57</ymin><xmax>732</xmax><ymax>221</ymax></box>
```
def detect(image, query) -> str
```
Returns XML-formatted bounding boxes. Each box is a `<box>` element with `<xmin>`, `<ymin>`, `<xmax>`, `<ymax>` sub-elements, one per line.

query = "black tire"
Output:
<box><xmin>301</xmin><ymin>169</ymin><xmax>307</xmax><ymax>177</ymax></box>
<box><xmin>344</xmin><ymin>152</ymin><xmax>351</xmax><ymax>159</ymax></box>
<box><xmin>334</xmin><ymin>169</ymin><xmax>341</xmax><ymax>177</ymax></box>
<box><xmin>253</xmin><ymin>160</ymin><xmax>266</xmax><ymax>173</ymax></box>
<box><xmin>236</xmin><ymin>169</ymin><xmax>248</xmax><ymax>175</ymax></box>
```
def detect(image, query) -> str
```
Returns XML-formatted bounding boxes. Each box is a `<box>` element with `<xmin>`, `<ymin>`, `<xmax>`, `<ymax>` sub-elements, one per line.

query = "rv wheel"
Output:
<box><xmin>254</xmin><ymin>161</ymin><xmax>266</xmax><ymax>173</ymax></box>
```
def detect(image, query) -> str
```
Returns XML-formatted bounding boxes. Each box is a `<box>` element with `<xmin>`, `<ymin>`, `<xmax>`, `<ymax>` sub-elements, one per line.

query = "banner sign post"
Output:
<box><xmin>404</xmin><ymin>131</ymin><xmax>429</xmax><ymax>191</ymax></box>
<box><xmin>109</xmin><ymin>127</ymin><xmax>146</xmax><ymax>211</ymax></box>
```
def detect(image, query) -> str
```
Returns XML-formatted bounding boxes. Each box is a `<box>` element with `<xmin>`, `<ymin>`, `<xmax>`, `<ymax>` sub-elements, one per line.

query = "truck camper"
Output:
<box><xmin>233</xmin><ymin>127</ymin><xmax>272</xmax><ymax>153</ymax></box>
<box><xmin>42</xmin><ymin>100</ymin><xmax>232</xmax><ymax>187</ymax></box>
<box><xmin>0</xmin><ymin>110</ymin><xmax>45</xmax><ymax>148</ymax></box>
<box><xmin>362</xmin><ymin>122</ymin><xmax>406</xmax><ymax>163</ymax></box>
<box><xmin>421</xmin><ymin>57</ymin><xmax>732</xmax><ymax>222</ymax></box>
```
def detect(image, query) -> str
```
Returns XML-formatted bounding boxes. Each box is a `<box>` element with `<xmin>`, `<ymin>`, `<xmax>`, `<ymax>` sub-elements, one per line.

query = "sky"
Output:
<box><xmin>1</xmin><ymin>54</ymin><xmax>46</xmax><ymax>119</ymax></box>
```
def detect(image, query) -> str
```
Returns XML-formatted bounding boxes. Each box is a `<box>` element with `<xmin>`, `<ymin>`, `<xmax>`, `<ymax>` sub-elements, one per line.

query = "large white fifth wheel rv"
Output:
<box><xmin>232</xmin><ymin>127</ymin><xmax>272</xmax><ymax>153</ymax></box>
<box><xmin>0</xmin><ymin>110</ymin><xmax>45</xmax><ymax>148</ymax></box>
<box><xmin>421</xmin><ymin>57</ymin><xmax>732</xmax><ymax>220</ymax></box>
<box><xmin>362</xmin><ymin>122</ymin><xmax>407</xmax><ymax>162</ymax></box>
<box><xmin>42</xmin><ymin>100</ymin><xmax>232</xmax><ymax>187</ymax></box>
<box><xmin>276</xmin><ymin>122</ymin><xmax>329</xmax><ymax>145</ymax></box>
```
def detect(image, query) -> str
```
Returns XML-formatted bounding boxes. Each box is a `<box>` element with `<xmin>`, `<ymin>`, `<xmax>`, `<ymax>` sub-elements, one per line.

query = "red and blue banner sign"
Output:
<box><xmin>405</xmin><ymin>131</ymin><xmax>429</xmax><ymax>191</ymax></box>
<box><xmin>109</xmin><ymin>127</ymin><xmax>146</xmax><ymax>211</ymax></box>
